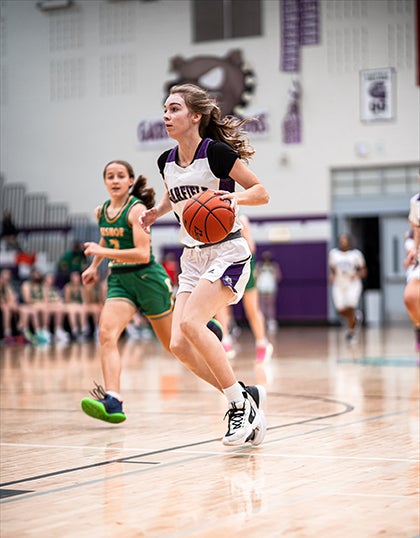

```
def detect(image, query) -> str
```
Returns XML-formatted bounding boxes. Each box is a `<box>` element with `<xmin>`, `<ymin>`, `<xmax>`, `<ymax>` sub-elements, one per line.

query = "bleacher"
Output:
<box><xmin>0</xmin><ymin>175</ymin><xmax>98</xmax><ymax>276</ymax></box>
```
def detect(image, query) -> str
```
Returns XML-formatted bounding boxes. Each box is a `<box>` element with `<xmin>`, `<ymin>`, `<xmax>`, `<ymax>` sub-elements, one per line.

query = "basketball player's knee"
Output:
<box><xmin>98</xmin><ymin>324</ymin><xmax>119</xmax><ymax>345</ymax></box>
<box><xmin>179</xmin><ymin>318</ymin><xmax>193</xmax><ymax>336</ymax></box>
<box><xmin>169</xmin><ymin>334</ymin><xmax>187</xmax><ymax>358</ymax></box>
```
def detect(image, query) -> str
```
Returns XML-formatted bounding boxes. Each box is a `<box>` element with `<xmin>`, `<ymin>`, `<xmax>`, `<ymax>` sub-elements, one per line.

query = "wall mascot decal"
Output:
<box><xmin>164</xmin><ymin>49</ymin><xmax>257</xmax><ymax>117</ymax></box>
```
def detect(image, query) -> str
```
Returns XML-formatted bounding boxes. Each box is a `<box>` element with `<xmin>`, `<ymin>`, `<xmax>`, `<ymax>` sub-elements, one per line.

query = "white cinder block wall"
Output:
<box><xmin>1</xmin><ymin>0</ymin><xmax>418</xmax><ymax>219</ymax></box>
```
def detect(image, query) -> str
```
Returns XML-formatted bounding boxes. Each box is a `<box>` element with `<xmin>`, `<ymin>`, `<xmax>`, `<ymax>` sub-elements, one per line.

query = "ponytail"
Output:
<box><xmin>130</xmin><ymin>175</ymin><xmax>156</xmax><ymax>209</ymax></box>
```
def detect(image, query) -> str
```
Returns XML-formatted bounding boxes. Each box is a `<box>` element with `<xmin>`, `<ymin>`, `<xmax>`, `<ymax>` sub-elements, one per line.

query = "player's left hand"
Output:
<box><xmin>215</xmin><ymin>191</ymin><xmax>238</xmax><ymax>216</ymax></box>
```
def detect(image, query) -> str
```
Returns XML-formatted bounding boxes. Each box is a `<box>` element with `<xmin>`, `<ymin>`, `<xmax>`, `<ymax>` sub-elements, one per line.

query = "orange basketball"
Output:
<box><xmin>182</xmin><ymin>190</ymin><xmax>235</xmax><ymax>244</ymax></box>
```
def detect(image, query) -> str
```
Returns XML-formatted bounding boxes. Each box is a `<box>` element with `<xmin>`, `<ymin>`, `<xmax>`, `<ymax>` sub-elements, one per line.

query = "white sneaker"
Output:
<box><xmin>222</xmin><ymin>395</ymin><xmax>260</xmax><ymax>446</ymax></box>
<box><xmin>242</xmin><ymin>383</ymin><xmax>267</xmax><ymax>446</ymax></box>
<box><xmin>55</xmin><ymin>327</ymin><xmax>70</xmax><ymax>343</ymax></box>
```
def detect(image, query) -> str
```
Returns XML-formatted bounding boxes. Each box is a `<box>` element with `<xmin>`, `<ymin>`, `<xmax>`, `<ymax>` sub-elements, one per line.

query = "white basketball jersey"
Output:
<box><xmin>162</xmin><ymin>138</ymin><xmax>243</xmax><ymax>248</ymax></box>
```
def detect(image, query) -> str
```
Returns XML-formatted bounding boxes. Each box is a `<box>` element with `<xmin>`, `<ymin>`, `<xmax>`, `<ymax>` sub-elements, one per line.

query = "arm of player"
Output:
<box><xmin>139</xmin><ymin>191</ymin><xmax>172</xmax><ymax>233</ymax></box>
<box><xmin>219</xmin><ymin>159</ymin><xmax>269</xmax><ymax>207</ymax></box>
<box><xmin>84</xmin><ymin>204</ymin><xmax>151</xmax><ymax>265</ymax></box>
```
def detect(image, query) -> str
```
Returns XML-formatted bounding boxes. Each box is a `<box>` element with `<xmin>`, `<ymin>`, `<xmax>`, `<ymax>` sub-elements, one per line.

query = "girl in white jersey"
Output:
<box><xmin>140</xmin><ymin>83</ymin><xmax>270</xmax><ymax>447</ymax></box>
<box><xmin>328</xmin><ymin>234</ymin><xmax>367</xmax><ymax>343</ymax></box>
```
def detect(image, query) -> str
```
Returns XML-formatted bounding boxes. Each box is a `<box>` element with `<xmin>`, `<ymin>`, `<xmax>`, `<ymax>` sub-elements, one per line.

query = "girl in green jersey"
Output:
<box><xmin>80</xmin><ymin>160</ymin><xmax>174</xmax><ymax>423</ymax></box>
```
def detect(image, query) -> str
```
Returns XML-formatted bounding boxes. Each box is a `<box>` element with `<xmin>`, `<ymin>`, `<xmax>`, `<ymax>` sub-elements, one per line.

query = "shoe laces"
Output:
<box><xmin>224</xmin><ymin>401</ymin><xmax>246</xmax><ymax>432</ymax></box>
<box><xmin>89</xmin><ymin>381</ymin><xmax>107</xmax><ymax>400</ymax></box>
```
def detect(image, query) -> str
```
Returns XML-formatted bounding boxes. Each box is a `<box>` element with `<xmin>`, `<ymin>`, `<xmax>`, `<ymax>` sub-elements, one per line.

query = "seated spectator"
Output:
<box><xmin>19</xmin><ymin>267</ymin><xmax>51</xmax><ymax>344</ymax></box>
<box><xmin>0</xmin><ymin>268</ymin><xmax>20</xmax><ymax>344</ymax></box>
<box><xmin>63</xmin><ymin>271</ymin><xmax>89</xmax><ymax>340</ymax></box>
<box><xmin>43</xmin><ymin>272</ymin><xmax>70</xmax><ymax>344</ymax></box>
<box><xmin>81</xmin><ymin>277</ymin><xmax>105</xmax><ymax>340</ymax></box>
<box><xmin>1</xmin><ymin>233</ymin><xmax>23</xmax><ymax>253</ymax></box>
<box><xmin>56</xmin><ymin>241</ymin><xmax>88</xmax><ymax>288</ymax></box>
<box><xmin>125</xmin><ymin>311</ymin><xmax>154</xmax><ymax>341</ymax></box>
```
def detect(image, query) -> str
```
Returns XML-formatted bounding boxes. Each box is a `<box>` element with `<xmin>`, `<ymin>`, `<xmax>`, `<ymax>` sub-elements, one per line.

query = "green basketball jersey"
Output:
<box><xmin>98</xmin><ymin>195</ymin><xmax>155</xmax><ymax>269</ymax></box>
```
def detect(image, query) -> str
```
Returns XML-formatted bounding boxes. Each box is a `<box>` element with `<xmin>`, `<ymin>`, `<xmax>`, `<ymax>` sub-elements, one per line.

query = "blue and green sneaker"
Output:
<box><xmin>81</xmin><ymin>382</ymin><xmax>126</xmax><ymax>424</ymax></box>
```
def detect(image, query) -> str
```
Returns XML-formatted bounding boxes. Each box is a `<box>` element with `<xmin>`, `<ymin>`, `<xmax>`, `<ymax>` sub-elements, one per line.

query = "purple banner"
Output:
<box><xmin>280</xmin><ymin>0</ymin><xmax>300</xmax><ymax>72</ymax></box>
<box><xmin>280</xmin><ymin>0</ymin><xmax>319</xmax><ymax>72</ymax></box>
<box><xmin>299</xmin><ymin>0</ymin><xmax>319</xmax><ymax>45</ymax></box>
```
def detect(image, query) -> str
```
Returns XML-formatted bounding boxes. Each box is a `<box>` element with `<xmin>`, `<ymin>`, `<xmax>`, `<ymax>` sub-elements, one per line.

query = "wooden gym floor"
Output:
<box><xmin>0</xmin><ymin>324</ymin><xmax>419</xmax><ymax>538</ymax></box>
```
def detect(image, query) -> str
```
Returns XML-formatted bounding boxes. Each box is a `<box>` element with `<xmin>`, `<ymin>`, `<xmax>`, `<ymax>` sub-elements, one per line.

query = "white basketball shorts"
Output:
<box><xmin>332</xmin><ymin>280</ymin><xmax>363</xmax><ymax>311</ymax></box>
<box><xmin>177</xmin><ymin>237</ymin><xmax>251</xmax><ymax>305</ymax></box>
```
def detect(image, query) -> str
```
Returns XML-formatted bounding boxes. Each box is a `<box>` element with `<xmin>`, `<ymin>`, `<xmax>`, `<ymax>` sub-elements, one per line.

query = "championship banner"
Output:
<box><xmin>280</xmin><ymin>0</ymin><xmax>319</xmax><ymax>73</ymax></box>
<box><xmin>360</xmin><ymin>68</ymin><xmax>396</xmax><ymax>122</ymax></box>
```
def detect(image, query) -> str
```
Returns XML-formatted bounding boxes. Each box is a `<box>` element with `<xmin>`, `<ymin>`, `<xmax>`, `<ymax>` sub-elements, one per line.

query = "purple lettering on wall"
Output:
<box><xmin>137</xmin><ymin>119</ymin><xmax>169</xmax><ymax>145</ymax></box>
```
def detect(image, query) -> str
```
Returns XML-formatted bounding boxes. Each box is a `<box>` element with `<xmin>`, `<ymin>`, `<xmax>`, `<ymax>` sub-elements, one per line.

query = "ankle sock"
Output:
<box><xmin>106</xmin><ymin>390</ymin><xmax>122</xmax><ymax>402</ymax></box>
<box><xmin>223</xmin><ymin>382</ymin><xmax>245</xmax><ymax>404</ymax></box>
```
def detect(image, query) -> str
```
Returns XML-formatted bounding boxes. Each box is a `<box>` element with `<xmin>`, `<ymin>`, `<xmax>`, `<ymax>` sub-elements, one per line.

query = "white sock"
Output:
<box><xmin>223</xmin><ymin>382</ymin><xmax>245</xmax><ymax>404</ymax></box>
<box><xmin>106</xmin><ymin>390</ymin><xmax>122</xmax><ymax>402</ymax></box>
<box><xmin>256</xmin><ymin>338</ymin><xmax>268</xmax><ymax>347</ymax></box>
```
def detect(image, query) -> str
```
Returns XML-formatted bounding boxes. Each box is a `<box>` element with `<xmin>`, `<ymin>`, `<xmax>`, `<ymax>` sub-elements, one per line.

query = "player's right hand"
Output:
<box><xmin>139</xmin><ymin>208</ymin><xmax>157</xmax><ymax>233</ymax></box>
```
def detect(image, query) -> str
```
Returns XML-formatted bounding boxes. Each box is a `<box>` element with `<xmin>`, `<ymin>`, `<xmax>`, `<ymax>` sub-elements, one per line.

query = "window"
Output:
<box><xmin>193</xmin><ymin>0</ymin><xmax>262</xmax><ymax>43</ymax></box>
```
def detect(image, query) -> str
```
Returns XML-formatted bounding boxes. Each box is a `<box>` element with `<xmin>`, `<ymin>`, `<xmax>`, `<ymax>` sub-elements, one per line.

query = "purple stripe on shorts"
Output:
<box><xmin>221</xmin><ymin>261</ymin><xmax>247</xmax><ymax>291</ymax></box>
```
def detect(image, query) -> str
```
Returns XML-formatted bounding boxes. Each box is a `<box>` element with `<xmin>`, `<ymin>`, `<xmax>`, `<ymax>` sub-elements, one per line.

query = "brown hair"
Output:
<box><xmin>102</xmin><ymin>160</ymin><xmax>155</xmax><ymax>209</ymax></box>
<box><xmin>169</xmin><ymin>84</ymin><xmax>256</xmax><ymax>163</ymax></box>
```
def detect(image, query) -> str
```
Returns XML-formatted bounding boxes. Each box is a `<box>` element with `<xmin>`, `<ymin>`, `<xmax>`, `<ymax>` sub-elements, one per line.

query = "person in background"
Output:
<box><xmin>255</xmin><ymin>250</ymin><xmax>282</xmax><ymax>334</ymax></box>
<box><xmin>328</xmin><ymin>233</ymin><xmax>367</xmax><ymax>344</ymax></box>
<box><xmin>216</xmin><ymin>214</ymin><xmax>273</xmax><ymax>363</ymax></box>
<box><xmin>0</xmin><ymin>209</ymin><xmax>18</xmax><ymax>241</ymax></box>
<box><xmin>56</xmin><ymin>241</ymin><xmax>88</xmax><ymax>287</ymax></box>
<box><xmin>63</xmin><ymin>271</ymin><xmax>89</xmax><ymax>340</ymax></box>
<box><xmin>0</xmin><ymin>268</ymin><xmax>20</xmax><ymax>344</ymax></box>
<box><xmin>81</xmin><ymin>276</ymin><xmax>105</xmax><ymax>340</ymax></box>
<box><xmin>43</xmin><ymin>272</ymin><xmax>70</xmax><ymax>344</ymax></box>
<box><xmin>19</xmin><ymin>267</ymin><xmax>51</xmax><ymax>344</ymax></box>
<box><xmin>403</xmin><ymin>191</ymin><xmax>420</xmax><ymax>353</ymax></box>
<box><xmin>124</xmin><ymin>311</ymin><xmax>154</xmax><ymax>341</ymax></box>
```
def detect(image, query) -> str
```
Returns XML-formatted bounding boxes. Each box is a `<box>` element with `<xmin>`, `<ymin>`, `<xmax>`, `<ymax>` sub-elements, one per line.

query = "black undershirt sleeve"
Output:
<box><xmin>207</xmin><ymin>141</ymin><xmax>239</xmax><ymax>179</ymax></box>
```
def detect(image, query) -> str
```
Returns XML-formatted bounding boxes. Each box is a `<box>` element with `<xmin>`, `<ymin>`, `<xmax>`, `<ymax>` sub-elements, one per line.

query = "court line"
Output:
<box><xmin>1</xmin><ymin>443</ymin><xmax>417</xmax><ymax>464</ymax></box>
<box><xmin>1</xmin><ymin>407</ymin><xmax>416</xmax><ymax>503</ymax></box>
<box><xmin>333</xmin><ymin>492</ymin><xmax>417</xmax><ymax>499</ymax></box>
<box><xmin>0</xmin><ymin>393</ymin><xmax>354</xmax><ymax>488</ymax></box>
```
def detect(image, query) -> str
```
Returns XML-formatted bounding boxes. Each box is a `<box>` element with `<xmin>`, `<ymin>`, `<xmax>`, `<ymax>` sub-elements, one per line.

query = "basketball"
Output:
<box><xmin>182</xmin><ymin>190</ymin><xmax>235</xmax><ymax>243</ymax></box>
